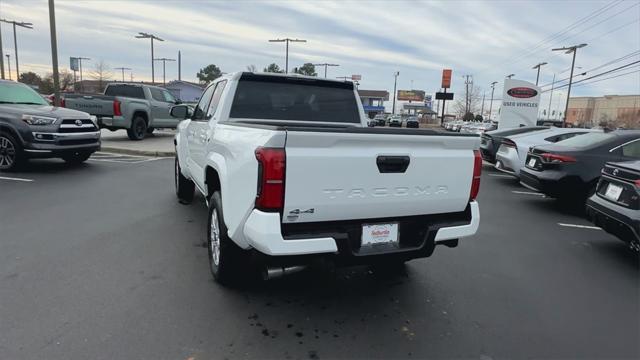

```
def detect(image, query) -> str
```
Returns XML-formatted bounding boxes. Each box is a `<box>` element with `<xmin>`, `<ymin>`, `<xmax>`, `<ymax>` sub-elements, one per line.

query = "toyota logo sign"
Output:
<box><xmin>507</xmin><ymin>87</ymin><xmax>538</xmax><ymax>98</ymax></box>
<box><xmin>75</xmin><ymin>119</ymin><xmax>83</xmax><ymax>126</ymax></box>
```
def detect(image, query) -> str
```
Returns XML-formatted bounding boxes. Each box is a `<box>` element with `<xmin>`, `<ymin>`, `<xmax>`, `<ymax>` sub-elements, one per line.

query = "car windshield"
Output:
<box><xmin>0</xmin><ymin>82</ymin><xmax>48</xmax><ymax>105</ymax></box>
<box><xmin>555</xmin><ymin>132</ymin><xmax>616</xmax><ymax>148</ymax></box>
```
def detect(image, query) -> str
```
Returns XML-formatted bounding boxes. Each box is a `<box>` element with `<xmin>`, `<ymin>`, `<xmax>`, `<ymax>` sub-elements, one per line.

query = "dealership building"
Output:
<box><xmin>567</xmin><ymin>95</ymin><xmax>640</xmax><ymax>128</ymax></box>
<box><xmin>358</xmin><ymin>90</ymin><xmax>389</xmax><ymax>118</ymax></box>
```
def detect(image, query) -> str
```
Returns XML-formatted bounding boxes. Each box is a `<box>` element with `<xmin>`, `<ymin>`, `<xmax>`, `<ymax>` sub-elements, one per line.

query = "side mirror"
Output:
<box><xmin>174</xmin><ymin>99</ymin><xmax>182</xmax><ymax>105</ymax></box>
<box><xmin>170</xmin><ymin>104</ymin><xmax>192</xmax><ymax>119</ymax></box>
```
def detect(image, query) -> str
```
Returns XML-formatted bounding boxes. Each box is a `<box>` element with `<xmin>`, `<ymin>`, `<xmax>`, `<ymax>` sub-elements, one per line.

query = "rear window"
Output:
<box><xmin>555</xmin><ymin>132</ymin><xmax>615</xmax><ymax>148</ymax></box>
<box><xmin>229</xmin><ymin>75</ymin><xmax>359</xmax><ymax>123</ymax></box>
<box><xmin>105</xmin><ymin>85</ymin><xmax>145</xmax><ymax>99</ymax></box>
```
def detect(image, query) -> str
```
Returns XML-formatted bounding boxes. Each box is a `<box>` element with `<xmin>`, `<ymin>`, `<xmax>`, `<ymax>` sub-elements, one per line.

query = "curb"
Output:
<box><xmin>100</xmin><ymin>145</ymin><xmax>175</xmax><ymax>157</ymax></box>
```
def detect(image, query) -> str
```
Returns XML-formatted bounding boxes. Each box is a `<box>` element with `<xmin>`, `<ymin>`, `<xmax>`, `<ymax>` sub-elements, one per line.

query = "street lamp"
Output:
<box><xmin>154</xmin><ymin>58</ymin><xmax>175</xmax><ymax>85</ymax></box>
<box><xmin>268</xmin><ymin>38</ymin><xmax>306</xmax><ymax>74</ymax></box>
<box><xmin>488</xmin><ymin>81</ymin><xmax>497</xmax><ymax>121</ymax></box>
<box><xmin>136</xmin><ymin>32</ymin><xmax>164</xmax><ymax>84</ymax></box>
<box><xmin>532</xmin><ymin>62</ymin><xmax>547</xmax><ymax>85</ymax></box>
<box><xmin>506</xmin><ymin>73</ymin><xmax>515</xmax><ymax>79</ymax></box>
<box><xmin>0</xmin><ymin>19</ymin><xmax>33</xmax><ymax>81</ymax></box>
<box><xmin>114</xmin><ymin>67</ymin><xmax>132</xmax><ymax>82</ymax></box>
<box><xmin>552</xmin><ymin>43</ymin><xmax>587</xmax><ymax>127</ymax></box>
<box><xmin>313</xmin><ymin>63</ymin><xmax>339</xmax><ymax>78</ymax></box>
<box><xmin>392</xmin><ymin>71</ymin><xmax>399</xmax><ymax>115</ymax></box>
<box><xmin>5</xmin><ymin>54</ymin><xmax>10</xmax><ymax>80</ymax></box>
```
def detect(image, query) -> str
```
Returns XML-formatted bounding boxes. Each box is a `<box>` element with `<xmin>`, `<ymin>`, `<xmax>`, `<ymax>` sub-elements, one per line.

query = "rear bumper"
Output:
<box><xmin>479</xmin><ymin>146</ymin><xmax>495</xmax><ymax>163</ymax></box>
<box><xmin>242</xmin><ymin>202</ymin><xmax>480</xmax><ymax>259</ymax></box>
<box><xmin>520</xmin><ymin>168</ymin><xmax>565</xmax><ymax>197</ymax></box>
<box><xmin>495</xmin><ymin>149</ymin><xmax>520</xmax><ymax>177</ymax></box>
<box><xmin>586</xmin><ymin>195</ymin><xmax>640</xmax><ymax>244</ymax></box>
<box><xmin>98</xmin><ymin>116</ymin><xmax>129</xmax><ymax>129</ymax></box>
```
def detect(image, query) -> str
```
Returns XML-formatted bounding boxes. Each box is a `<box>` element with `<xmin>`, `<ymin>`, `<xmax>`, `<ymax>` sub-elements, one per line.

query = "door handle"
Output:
<box><xmin>376</xmin><ymin>156</ymin><xmax>410</xmax><ymax>173</ymax></box>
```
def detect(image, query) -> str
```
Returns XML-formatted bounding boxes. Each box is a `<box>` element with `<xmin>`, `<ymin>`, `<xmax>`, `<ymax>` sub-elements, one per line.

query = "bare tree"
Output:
<box><xmin>246</xmin><ymin>64</ymin><xmax>257</xmax><ymax>72</ymax></box>
<box><xmin>91</xmin><ymin>60</ymin><xmax>113</xmax><ymax>93</ymax></box>
<box><xmin>452</xmin><ymin>85</ymin><xmax>482</xmax><ymax>119</ymax></box>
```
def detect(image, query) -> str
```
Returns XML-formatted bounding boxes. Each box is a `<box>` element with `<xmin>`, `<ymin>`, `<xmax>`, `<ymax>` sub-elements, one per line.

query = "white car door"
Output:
<box><xmin>186</xmin><ymin>84</ymin><xmax>216</xmax><ymax>188</ymax></box>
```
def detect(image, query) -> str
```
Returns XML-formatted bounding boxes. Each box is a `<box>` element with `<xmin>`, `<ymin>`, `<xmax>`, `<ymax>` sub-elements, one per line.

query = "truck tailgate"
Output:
<box><xmin>283</xmin><ymin>130</ymin><xmax>479</xmax><ymax>223</ymax></box>
<box><xmin>64</xmin><ymin>95</ymin><xmax>115</xmax><ymax>117</ymax></box>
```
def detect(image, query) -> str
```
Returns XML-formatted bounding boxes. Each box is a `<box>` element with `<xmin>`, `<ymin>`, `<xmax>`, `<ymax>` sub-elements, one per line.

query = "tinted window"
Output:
<box><xmin>105</xmin><ymin>85</ymin><xmax>145</xmax><ymax>99</ymax></box>
<box><xmin>207</xmin><ymin>80</ymin><xmax>227</xmax><ymax>119</ymax></box>
<box><xmin>230</xmin><ymin>76</ymin><xmax>359</xmax><ymax>123</ymax></box>
<box><xmin>193</xmin><ymin>85</ymin><xmax>216</xmax><ymax>121</ymax></box>
<box><xmin>622</xmin><ymin>140</ymin><xmax>640</xmax><ymax>158</ymax></box>
<box><xmin>0</xmin><ymin>82</ymin><xmax>47</xmax><ymax>105</ymax></box>
<box><xmin>149</xmin><ymin>88</ymin><xmax>164</xmax><ymax>102</ymax></box>
<box><xmin>555</xmin><ymin>132</ymin><xmax>615</xmax><ymax>148</ymax></box>
<box><xmin>162</xmin><ymin>90</ymin><xmax>176</xmax><ymax>103</ymax></box>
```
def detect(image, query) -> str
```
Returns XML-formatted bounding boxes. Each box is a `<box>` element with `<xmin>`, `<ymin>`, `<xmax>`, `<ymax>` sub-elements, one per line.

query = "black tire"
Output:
<box><xmin>127</xmin><ymin>116</ymin><xmax>147</xmax><ymax>140</ymax></box>
<box><xmin>62</xmin><ymin>151</ymin><xmax>92</xmax><ymax>165</ymax></box>
<box><xmin>0</xmin><ymin>132</ymin><xmax>23</xmax><ymax>172</ymax></box>
<box><xmin>146</xmin><ymin>127</ymin><xmax>155</xmax><ymax>135</ymax></box>
<box><xmin>208</xmin><ymin>191</ymin><xmax>247</xmax><ymax>285</ymax></box>
<box><xmin>174</xmin><ymin>156</ymin><xmax>194</xmax><ymax>204</ymax></box>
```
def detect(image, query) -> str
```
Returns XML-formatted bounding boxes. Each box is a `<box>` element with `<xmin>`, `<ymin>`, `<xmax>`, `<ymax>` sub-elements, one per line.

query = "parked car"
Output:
<box><xmin>480</xmin><ymin>126</ymin><xmax>548</xmax><ymax>163</ymax></box>
<box><xmin>367</xmin><ymin>119</ymin><xmax>376</xmax><ymax>127</ymax></box>
<box><xmin>406</xmin><ymin>116</ymin><xmax>419</xmax><ymax>128</ymax></box>
<box><xmin>63</xmin><ymin>83</ymin><xmax>182</xmax><ymax>140</ymax></box>
<box><xmin>388</xmin><ymin>115</ymin><xmax>403</xmax><ymax>127</ymax></box>
<box><xmin>586</xmin><ymin>160</ymin><xmax>640</xmax><ymax>251</ymax></box>
<box><xmin>172</xmin><ymin>72</ymin><xmax>482</xmax><ymax>284</ymax></box>
<box><xmin>373</xmin><ymin>114</ymin><xmax>386</xmax><ymax>126</ymax></box>
<box><xmin>520</xmin><ymin>131</ymin><xmax>640</xmax><ymax>203</ymax></box>
<box><xmin>0</xmin><ymin>80</ymin><xmax>100</xmax><ymax>171</ymax></box>
<box><xmin>451</xmin><ymin>120</ymin><xmax>465</xmax><ymax>132</ymax></box>
<box><xmin>495</xmin><ymin>127</ymin><xmax>599</xmax><ymax>178</ymax></box>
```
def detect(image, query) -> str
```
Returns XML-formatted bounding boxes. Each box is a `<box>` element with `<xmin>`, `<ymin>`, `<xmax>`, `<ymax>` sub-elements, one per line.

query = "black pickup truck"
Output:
<box><xmin>0</xmin><ymin>80</ymin><xmax>101</xmax><ymax>171</ymax></box>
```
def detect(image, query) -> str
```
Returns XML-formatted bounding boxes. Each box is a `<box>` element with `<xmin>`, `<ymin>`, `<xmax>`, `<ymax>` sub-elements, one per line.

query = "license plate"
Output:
<box><xmin>604</xmin><ymin>183</ymin><xmax>623</xmax><ymax>201</ymax></box>
<box><xmin>528</xmin><ymin>158</ymin><xmax>537</xmax><ymax>167</ymax></box>
<box><xmin>362</xmin><ymin>223</ymin><xmax>398</xmax><ymax>246</ymax></box>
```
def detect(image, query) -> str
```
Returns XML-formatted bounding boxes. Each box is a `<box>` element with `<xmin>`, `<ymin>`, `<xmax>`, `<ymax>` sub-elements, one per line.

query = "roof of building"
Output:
<box><xmin>164</xmin><ymin>80</ymin><xmax>204</xmax><ymax>89</ymax></box>
<box><xmin>358</xmin><ymin>89</ymin><xmax>389</xmax><ymax>100</ymax></box>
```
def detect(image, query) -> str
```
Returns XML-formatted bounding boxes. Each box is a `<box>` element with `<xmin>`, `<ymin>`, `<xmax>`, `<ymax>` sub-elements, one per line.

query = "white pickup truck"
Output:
<box><xmin>172</xmin><ymin>72</ymin><xmax>482</xmax><ymax>284</ymax></box>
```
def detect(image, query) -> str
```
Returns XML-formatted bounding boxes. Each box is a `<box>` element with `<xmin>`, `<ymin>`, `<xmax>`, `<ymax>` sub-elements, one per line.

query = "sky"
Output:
<box><xmin>1</xmin><ymin>0</ymin><xmax>639</xmax><ymax>116</ymax></box>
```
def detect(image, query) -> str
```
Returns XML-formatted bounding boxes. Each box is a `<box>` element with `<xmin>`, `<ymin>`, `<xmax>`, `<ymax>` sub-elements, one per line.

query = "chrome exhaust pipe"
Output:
<box><xmin>263</xmin><ymin>265</ymin><xmax>306</xmax><ymax>280</ymax></box>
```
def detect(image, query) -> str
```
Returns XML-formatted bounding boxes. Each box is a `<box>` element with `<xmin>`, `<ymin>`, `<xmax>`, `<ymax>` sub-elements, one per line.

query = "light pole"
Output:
<box><xmin>547</xmin><ymin>66</ymin><xmax>583</xmax><ymax>122</ymax></box>
<box><xmin>114</xmin><ymin>67</ymin><xmax>132</xmax><ymax>82</ymax></box>
<box><xmin>552</xmin><ymin>43</ymin><xmax>587</xmax><ymax>127</ymax></box>
<box><xmin>136</xmin><ymin>32</ymin><xmax>164</xmax><ymax>84</ymax></box>
<box><xmin>48</xmin><ymin>0</ymin><xmax>61</xmax><ymax>105</ymax></box>
<box><xmin>0</xmin><ymin>19</ymin><xmax>33</xmax><ymax>81</ymax></box>
<box><xmin>0</xmin><ymin>21</ymin><xmax>4</xmax><ymax>79</ymax></box>
<box><xmin>488</xmin><ymin>81</ymin><xmax>497</xmax><ymax>121</ymax></box>
<box><xmin>506</xmin><ymin>73</ymin><xmax>515</xmax><ymax>79</ymax></box>
<box><xmin>268</xmin><ymin>38</ymin><xmax>306</xmax><ymax>74</ymax></box>
<box><xmin>5</xmin><ymin>55</ymin><xmax>11</xmax><ymax>80</ymax></box>
<box><xmin>313</xmin><ymin>63</ymin><xmax>339</xmax><ymax>78</ymax></box>
<box><xmin>392</xmin><ymin>71</ymin><xmax>399</xmax><ymax>115</ymax></box>
<box><xmin>532</xmin><ymin>62</ymin><xmax>547</xmax><ymax>86</ymax></box>
<box><xmin>74</xmin><ymin>57</ymin><xmax>90</xmax><ymax>92</ymax></box>
<box><xmin>154</xmin><ymin>58</ymin><xmax>175</xmax><ymax>85</ymax></box>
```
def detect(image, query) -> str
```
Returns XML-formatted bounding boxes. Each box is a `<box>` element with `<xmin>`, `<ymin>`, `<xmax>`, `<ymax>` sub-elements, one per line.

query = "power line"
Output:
<box><xmin>542</xmin><ymin>60</ymin><xmax>640</xmax><ymax>92</ymax></box>
<box><xmin>572</xmin><ymin>69</ymin><xmax>640</xmax><ymax>88</ymax></box>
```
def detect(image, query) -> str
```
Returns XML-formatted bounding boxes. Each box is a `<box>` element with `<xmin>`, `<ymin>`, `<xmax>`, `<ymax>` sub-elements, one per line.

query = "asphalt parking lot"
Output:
<box><xmin>1</xmin><ymin>154</ymin><xmax>638</xmax><ymax>359</ymax></box>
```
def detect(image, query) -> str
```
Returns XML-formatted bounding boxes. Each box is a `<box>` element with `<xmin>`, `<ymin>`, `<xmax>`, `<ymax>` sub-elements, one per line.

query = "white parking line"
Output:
<box><xmin>512</xmin><ymin>190</ymin><xmax>545</xmax><ymax>196</ymax></box>
<box><xmin>558</xmin><ymin>223</ymin><xmax>602</xmax><ymax>230</ymax></box>
<box><xmin>488</xmin><ymin>173</ymin><xmax>514</xmax><ymax>178</ymax></box>
<box><xmin>0</xmin><ymin>176</ymin><xmax>34</xmax><ymax>182</ymax></box>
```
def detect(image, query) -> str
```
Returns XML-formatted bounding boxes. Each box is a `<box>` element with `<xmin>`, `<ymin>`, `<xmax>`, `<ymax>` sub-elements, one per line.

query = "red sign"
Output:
<box><xmin>441</xmin><ymin>69</ymin><xmax>452</xmax><ymax>89</ymax></box>
<box><xmin>507</xmin><ymin>87</ymin><xmax>538</xmax><ymax>98</ymax></box>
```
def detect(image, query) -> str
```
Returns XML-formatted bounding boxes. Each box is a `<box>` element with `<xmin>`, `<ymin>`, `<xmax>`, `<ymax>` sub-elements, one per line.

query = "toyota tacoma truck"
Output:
<box><xmin>171</xmin><ymin>72</ymin><xmax>482</xmax><ymax>284</ymax></box>
<box><xmin>62</xmin><ymin>83</ymin><xmax>182</xmax><ymax>140</ymax></box>
<box><xmin>0</xmin><ymin>80</ymin><xmax>100</xmax><ymax>171</ymax></box>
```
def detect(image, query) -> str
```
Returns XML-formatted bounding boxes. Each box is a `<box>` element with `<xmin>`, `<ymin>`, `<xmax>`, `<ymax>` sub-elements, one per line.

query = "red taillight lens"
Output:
<box><xmin>255</xmin><ymin>147</ymin><xmax>286</xmax><ymax>211</ymax></box>
<box><xmin>470</xmin><ymin>149</ymin><xmax>482</xmax><ymax>201</ymax></box>
<box><xmin>502</xmin><ymin>139</ymin><xmax>516</xmax><ymax>148</ymax></box>
<box><xmin>634</xmin><ymin>179</ymin><xmax>640</xmax><ymax>188</ymax></box>
<box><xmin>60</xmin><ymin>98</ymin><xmax>66</xmax><ymax>107</ymax></box>
<box><xmin>113</xmin><ymin>100</ymin><xmax>122</xmax><ymax>116</ymax></box>
<box><xmin>541</xmin><ymin>153</ymin><xmax>576</xmax><ymax>163</ymax></box>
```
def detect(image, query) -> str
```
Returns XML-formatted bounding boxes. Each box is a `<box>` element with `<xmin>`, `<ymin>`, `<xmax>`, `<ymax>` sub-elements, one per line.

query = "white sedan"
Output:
<box><xmin>494</xmin><ymin>127</ymin><xmax>600</xmax><ymax>178</ymax></box>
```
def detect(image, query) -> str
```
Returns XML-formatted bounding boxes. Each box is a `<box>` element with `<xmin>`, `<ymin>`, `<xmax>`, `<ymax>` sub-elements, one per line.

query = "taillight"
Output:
<box><xmin>470</xmin><ymin>150</ymin><xmax>482</xmax><ymax>201</ymax></box>
<box><xmin>502</xmin><ymin>139</ymin><xmax>517</xmax><ymax>148</ymax></box>
<box><xmin>113</xmin><ymin>100</ymin><xmax>122</xmax><ymax>116</ymax></box>
<box><xmin>255</xmin><ymin>147</ymin><xmax>286</xmax><ymax>212</ymax></box>
<box><xmin>60</xmin><ymin>98</ymin><xmax>65</xmax><ymax>107</ymax></box>
<box><xmin>634</xmin><ymin>179</ymin><xmax>640</xmax><ymax>189</ymax></box>
<box><xmin>541</xmin><ymin>153</ymin><xmax>576</xmax><ymax>163</ymax></box>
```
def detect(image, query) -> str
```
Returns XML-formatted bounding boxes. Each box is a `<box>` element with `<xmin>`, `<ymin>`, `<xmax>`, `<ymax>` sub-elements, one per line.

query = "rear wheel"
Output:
<box><xmin>208</xmin><ymin>191</ymin><xmax>248</xmax><ymax>285</ymax></box>
<box><xmin>0</xmin><ymin>133</ymin><xmax>23</xmax><ymax>172</ymax></box>
<box><xmin>127</xmin><ymin>116</ymin><xmax>147</xmax><ymax>140</ymax></box>
<box><xmin>62</xmin><ymin>151</ymin><xmax>92</xmax><ymax>165</ymax></box>
<box><xmin>174</xmin><ymin>156</ymin><xmax>194</xmax><ymax>204</ymax></box>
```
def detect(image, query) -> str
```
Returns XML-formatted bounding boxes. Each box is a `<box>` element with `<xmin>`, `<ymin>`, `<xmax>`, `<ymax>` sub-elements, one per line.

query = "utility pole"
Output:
<box><xmin>136</xmin><ymin>32</ymin><xmax>164</xmax><ymax>84</ymax></box>
<box><xmin>462</xmin><ymin>75</ymin><xmax>472</xmax><ymax>115</ymax></box>
<box><xmin>5</xmin><ymin>55</ymin><xmax>11</xmax><ymax>80</ymax></box>
<box><xmin>0</xmin><ymin>21</ymin><xmax>4</xmax><ymax>79</ymax></box>
<box><xmin>178</xmin><ymin>51</ymin><xmax>181</xmax><ymax>81</ymax></box>
<box><xmin>313</xmin><ymin>63</ymin><xmax>339</xmax><ymax>78</ymax></box>
<box><xmin>268</xmin><ymin>38</ymin><xmax>306</xmax><ymax>74</ymax></box>
<box><xmin>547</xmin><ymin>73</ymin><xmax>555</xmax><ymax>120</ymax></box>
<box><xmin>114</xmin><ymin>67</ymin><xmax>132</xmax><ymax>82</ymax></box>
<box><xmin>552</xmin><ymin>43</ymin><xmax>587</xmax><ymax>127</ymax></box>
<box><xmin>481</xmin><ymin>92</ymin><xmax>485</xmax><ymax>118</ymax></box>
<box><xmin>154</xmin><ymin>58</ymin><xmax>175</xmax><ymax>85</ymax></box>
<box><xmin>0</xmin><ymin>19</ymin><xmax>34</xmax><ymax>81</ymax></box>
<box><xmin>532</xmin><ymin>62</ymin><xmax>547</xmax><ymax>86</ymax></box>
<box><xmin>488</xmin><ymin>81</ymin><xmax>497</xmax><ymax>121</ymax></box>
<box><xmin>48</xmin><ymin>0</ymin><xmax>61</xmax><ymax>105</ymax></box>
<box><xmin>392</xmin><ymin>71</ymin><xmax>399</xmax><ymax>115</ymax></box>
<box><xmin>506</xmin><ymin>73</ymin><xmax>515</xmax><ymax>79</ymax></box>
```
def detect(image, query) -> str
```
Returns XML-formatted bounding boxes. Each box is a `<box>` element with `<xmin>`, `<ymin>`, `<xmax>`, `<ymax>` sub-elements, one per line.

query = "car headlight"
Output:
<box><xmin>22</xmin><ymin>114</ymin><xmax>58</xmax><ymax>126</ymax></box>
<box><xmin>89</xmin><ymin>115</ymin><xmax>98</xmax><ymax>126</ymax></box>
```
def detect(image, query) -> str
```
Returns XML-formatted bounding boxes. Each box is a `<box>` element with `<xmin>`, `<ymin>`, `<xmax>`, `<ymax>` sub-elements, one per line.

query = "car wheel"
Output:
<box><xmin>174</xmin><ymin>156</ymin><xmax>194</xmax><ymax>204</ymax></box>
<box><xmin>208</xmin><ymin>191</ymin><xmax>247</xmax><ymax>285</ymax></box>
<box><xmin>127</xmin><ymin>116</ymin><xmax>147</xmax><ymax>140</ymax></box>
<box><xmin>62</xmin><ymin>151</ymin><xmax>92</xmax><ymax>165</ymax></box>
<box><xmin>0</xmin><ymin>133</ymin><xmax>23</xmax><ymax>172</ymax></box>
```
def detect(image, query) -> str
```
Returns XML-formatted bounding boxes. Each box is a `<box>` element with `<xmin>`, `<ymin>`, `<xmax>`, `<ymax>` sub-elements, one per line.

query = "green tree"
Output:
<box><xmin>463</xmin><ymin>112</ymin><xmax>475</xmax><ymax>121</ymax></box>
<box><xmin>196</xmin><ymin>64</ymin><xmax>222</xmax><ymax>84</ymax></box>
<box><xmin>19</xmin><ymin>72</ymin><xmax>42</xmax><ymax>88</ymax></box>
<box><xmin>474</xmin><ymin>114</ymin><xmax>483</xmax><ymax>121</ymax></box>
<box><xmin>292</xmin><ymin>63</ymin><xmax>317</xmax><ymax>76</ymax></box>
<box><xmin>263</xmin><ymin>63</ymin><xmax>284</xmax><ymax>73</ymax></box>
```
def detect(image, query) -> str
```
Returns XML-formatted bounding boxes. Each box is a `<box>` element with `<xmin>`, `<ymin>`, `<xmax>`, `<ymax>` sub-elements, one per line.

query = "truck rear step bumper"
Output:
<box><xmin>242</xmin><ymin>202</ymin><xmax>479</xmax><ymax>257</ymax></box>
